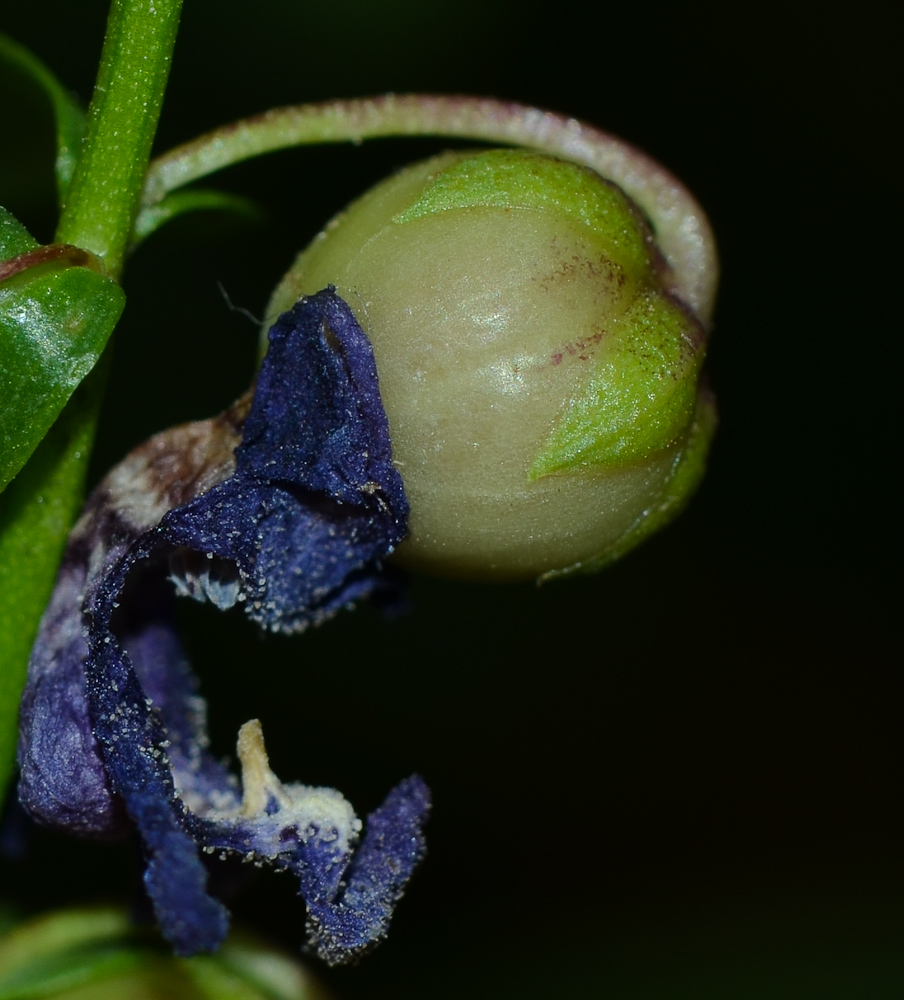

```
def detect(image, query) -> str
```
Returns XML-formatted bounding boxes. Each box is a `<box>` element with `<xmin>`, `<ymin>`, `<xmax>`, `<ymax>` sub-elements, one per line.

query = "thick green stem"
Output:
<box><xmin>141</xmin><ymin>95</ymin><xmax>717</xmax><ymax>324</ymax></box>
<box><xmin>56</xmin><ymin>0</ymin><xmax>182</xmax><ymax>278</ymax></box>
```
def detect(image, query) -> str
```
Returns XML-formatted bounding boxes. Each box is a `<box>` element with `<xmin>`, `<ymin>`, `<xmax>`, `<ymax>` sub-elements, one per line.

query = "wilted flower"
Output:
<box><xmin>17</xmin><ymin>288</ymin><xmax>429</xmax><ymax>963</ymax></box>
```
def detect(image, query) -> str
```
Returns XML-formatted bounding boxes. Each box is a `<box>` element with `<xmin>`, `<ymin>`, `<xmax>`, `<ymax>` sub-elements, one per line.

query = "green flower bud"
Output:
<box><xmin>266</xmin><ymin>148</ymin><xmax>716</xmax><ymax>581</ymax></box>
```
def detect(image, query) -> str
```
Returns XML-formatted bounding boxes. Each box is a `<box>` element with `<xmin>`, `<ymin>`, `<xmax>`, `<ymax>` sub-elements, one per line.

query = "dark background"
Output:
<box><xmin>1</xmin><ymin>1</ymin><xmax>900</xmax><ymax>996</ymax></box>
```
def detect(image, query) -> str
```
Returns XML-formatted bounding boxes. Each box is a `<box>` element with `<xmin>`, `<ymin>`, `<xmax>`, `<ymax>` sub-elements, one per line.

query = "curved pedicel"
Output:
<box><xmin>142</xmin><ymin>95</ymin><xmax>717</xmax><ymax>326</ymax></box>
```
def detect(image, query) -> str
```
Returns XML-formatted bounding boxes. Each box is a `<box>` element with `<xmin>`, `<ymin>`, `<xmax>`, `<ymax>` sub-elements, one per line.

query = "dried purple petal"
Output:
<box><xmin>17</xmin><ymin>288</ymin><xmax>428</xmax><ymax>962</ymax></box>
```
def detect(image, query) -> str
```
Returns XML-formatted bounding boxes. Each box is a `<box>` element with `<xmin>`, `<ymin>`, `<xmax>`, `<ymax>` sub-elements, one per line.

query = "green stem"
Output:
<box><xmin>56</xmin><ymin>0</ymin><xmax>182</xmax><ymax>278</ymax></box>
<box><xmin>141</xmin><ymin>95</ymin><xmax>717</xmax><ymax>323</ymax></box>
<box><xmin>0</xmin><ymin>363</ymin><xmax>106</xmax><ymax>805</ymax></box>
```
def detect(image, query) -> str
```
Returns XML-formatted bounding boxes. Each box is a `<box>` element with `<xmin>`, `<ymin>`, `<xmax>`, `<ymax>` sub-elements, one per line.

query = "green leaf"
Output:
<box><xmin>0</xmin><ymin>944</ymin><xmax>144</xmax><ymax>999</ymax></box>
<box><xmin>0</xmin><ymin>33</ymin><xmax>87</xmax><ymax>206</ymax></box>
<box><xmin>131</xmin><ymin>188</ymin><xmax>262</xmax><ymax>249</ymax></box>
<box><xmin>188</xmin><ymin>938</ymin><xmax>331</xmax><ymax>1000</ymax></box>
<box><xmin>0</xmin><ymin>237</ymin><xmax>125</xmax><ymax>493</ymax></box>
<box><xmin>0</xmin><ymin>909</ymin><xmax>331</xmax><ymax>1000</ymax></box>
<box><xmin>0</xmin><ymin>207</ymin><xmax>39</xmax><ymax>259</ymax></box>
<box><xmin>0</xmin><ymin>908</ymin><xmax>137</xmax><ymax>999</ymax></box>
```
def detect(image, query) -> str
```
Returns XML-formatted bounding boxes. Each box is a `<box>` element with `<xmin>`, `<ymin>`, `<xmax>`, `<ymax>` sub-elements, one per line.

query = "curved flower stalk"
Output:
<box><xmin>140</xmin><ymin>96</ymin><xmax>717</xmax><ymax>326</ymax></box>
<box><xmin>17</xmin><ymin>289</ymin><xmax>429</xmax><ymax>963</ymax></box>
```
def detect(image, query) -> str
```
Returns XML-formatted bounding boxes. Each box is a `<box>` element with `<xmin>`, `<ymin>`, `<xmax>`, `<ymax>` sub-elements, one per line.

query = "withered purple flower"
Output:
<box><xmin>17</xmin><ymin>287</ymin><xmax>429</xmax><ymax>963</ymax></box>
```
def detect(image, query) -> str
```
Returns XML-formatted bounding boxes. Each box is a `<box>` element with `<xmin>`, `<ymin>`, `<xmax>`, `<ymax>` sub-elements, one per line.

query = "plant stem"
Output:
<box><xmin>0</xmin><ymin>365</ymin><xmax>106</xmax><ymax>804</ymax></box>
<box><xmin>56</xmin><ymin>0</ymin><xmax>182</xmax><ymax>278</ymax></box>
<box><xmin>141</xmin><ymin>95</ymin><xmax>717</xmax><ymax>323</ymax></box>
<box><xmin>0</xmin><ymin>0</ymin><xmax>182</xmax><ymax>802</ymax></box>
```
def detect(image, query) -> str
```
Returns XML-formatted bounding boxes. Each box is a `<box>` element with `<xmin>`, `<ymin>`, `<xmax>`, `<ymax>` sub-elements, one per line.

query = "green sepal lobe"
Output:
<box><xmin>530</xmin><ymin>291</ymin><xmax>704</xmax><ymax>479</ymax></box>
<box><xmin>395</xmin><ymin>149</ymin><xmax>655</xmax><ymax>279</ymax></box>
<box><xmin>540</xmin><ymin>387</ymin><xmax>717</xmax><ymax>581</ymax></box>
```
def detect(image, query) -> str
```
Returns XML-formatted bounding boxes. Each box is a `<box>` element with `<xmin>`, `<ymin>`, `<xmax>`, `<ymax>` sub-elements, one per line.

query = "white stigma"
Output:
<box><xmin>237</xmin><ymin>719</ymin><xmax>285</xmax><ymax>816</ymax></box>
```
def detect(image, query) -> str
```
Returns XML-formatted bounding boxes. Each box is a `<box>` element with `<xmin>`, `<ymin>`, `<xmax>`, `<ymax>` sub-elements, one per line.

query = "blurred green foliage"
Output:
<box><xmin>0</xmin><ymin>908</ymin><xmax>330</xmax><ymax>1000</ymax></box>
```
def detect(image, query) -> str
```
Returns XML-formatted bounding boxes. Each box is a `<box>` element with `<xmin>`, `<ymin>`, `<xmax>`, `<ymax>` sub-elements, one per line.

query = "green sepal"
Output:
<box><xmin>0</xmin><ymin>244</ymin><xmax>125</xmax><ymax>492</ymax></box>
<box><xmin>0</xmin><ymin>33</ymin><xmax>87</xmax><ymax>206</ymax></box>
<box><xmin>540</xmin><ymin>388</ymin><xmax>717</xmax><ymax>581</ymax></box>
<box><xmin>131</xmin><ymin>187</ymin><xmax>263</xmax><ymax>250</ymax></box>
<box><xmin>530</xmin><ymin>291</ymin><xmax>704</xmax><ymax>479</ymax></box>
<box><xmin>395</xmin><ymin>148</ymin><xmax>654</xmax><ymax>278</ymax></box>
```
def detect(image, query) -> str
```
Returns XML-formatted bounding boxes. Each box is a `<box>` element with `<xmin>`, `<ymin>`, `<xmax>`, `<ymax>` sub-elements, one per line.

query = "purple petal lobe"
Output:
<box><xmin>17</xmin><ymin>289</ymin><xmax>426</xmax><ymax>962</ymax></box>
<box><xmin>304</xmin><ymin>775</ymin><xmax>431</xmax><ymax>965</ymax></box>
<box><xmin>17</xmin><ymin>562</ymin><xmax>119</xmax><ymax>836</ymax></box>
<box><xmin>18</xmin><ymin>411</ymin><xmax>245</xmax><ymax>837</ymax></box>
<box><xmin>86</xmin><ymin>623</ymin><xmax>229</xmax><ymax>955</ymax></box>
<box><xmin>150</xmin><ymin>286</ymin><xmax>409</xmax><ymax>633</ymax></box>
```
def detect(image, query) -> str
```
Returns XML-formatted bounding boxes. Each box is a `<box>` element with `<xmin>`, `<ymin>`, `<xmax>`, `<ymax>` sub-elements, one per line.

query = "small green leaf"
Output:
<box><xmin>131</xmin><ymin>188</ymin><xmax>263</xmax><ymax>249</ymax></box>
<box><xmin>0</xmin><ymin>33</ymin><xmax>87</xmax><ymax>206</ymax></box>
<box><xmin>0</xmin><ymin>245</ymin><xmax>124</xmax><ymax>492</ymax></box>
<box><xmin>0</xmin><ymin>207</ymin><xmax>39</xmax><ymax>260</ymax></box>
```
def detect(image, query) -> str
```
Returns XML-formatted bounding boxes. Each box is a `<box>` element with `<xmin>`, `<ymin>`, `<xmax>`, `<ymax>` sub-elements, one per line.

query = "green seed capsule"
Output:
<box><xmin>266</xmin><ymin>149</ymin><xmax>716</xmax><ymax>581</ymax></box>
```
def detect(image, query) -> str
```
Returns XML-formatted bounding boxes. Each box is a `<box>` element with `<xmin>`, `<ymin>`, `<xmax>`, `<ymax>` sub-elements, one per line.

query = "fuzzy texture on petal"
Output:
<box><xmin>17</xmin><ymin>288</ymin><xmax>428</xmax><ymax>961</ymax></box>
